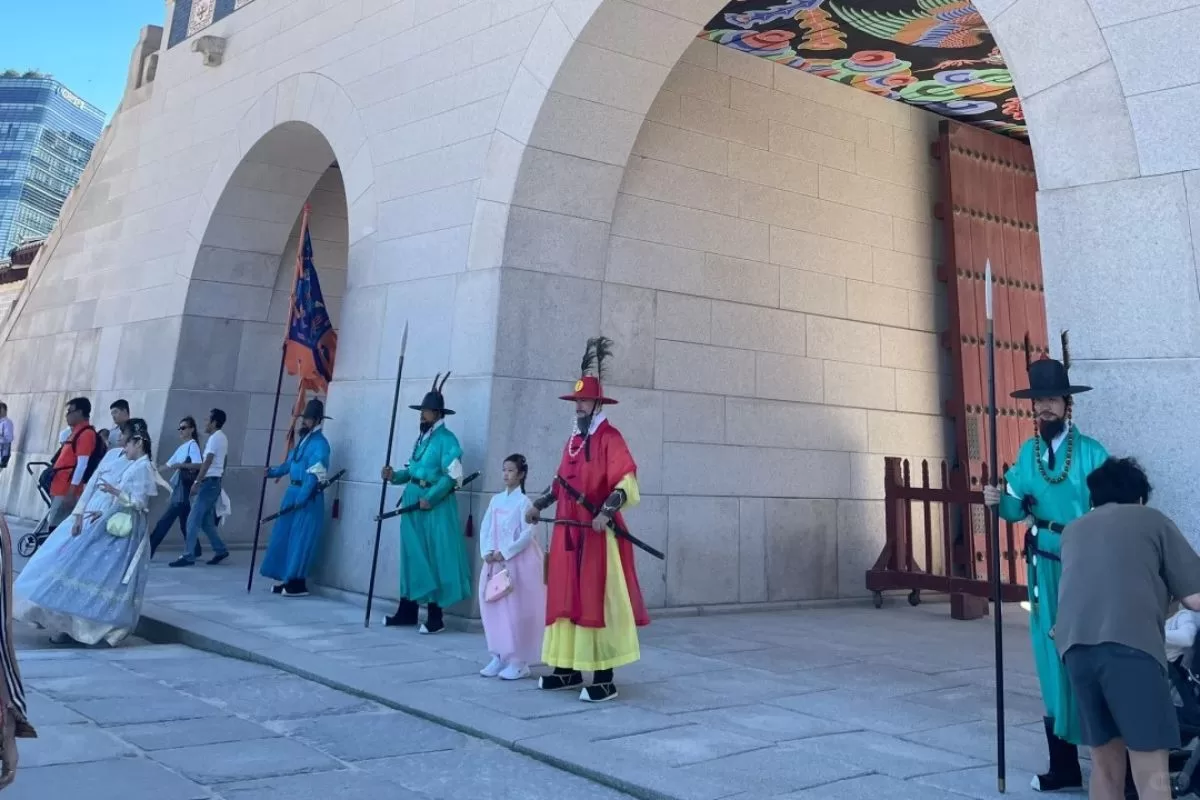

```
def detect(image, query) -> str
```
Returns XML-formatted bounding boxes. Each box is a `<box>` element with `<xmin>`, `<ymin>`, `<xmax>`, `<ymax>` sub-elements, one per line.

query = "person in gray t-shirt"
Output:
<box><xmin>1057</xmin><ymin>457</ymin><xmax>1200</xmax><ymax>800</ymax></box>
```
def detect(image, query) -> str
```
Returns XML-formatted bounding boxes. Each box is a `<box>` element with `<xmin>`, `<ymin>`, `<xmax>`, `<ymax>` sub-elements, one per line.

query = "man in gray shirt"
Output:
<box><xmin>1057</xmin><ymin>457</ymin><xmax>1200</xmax><ymax>800</ymax></box>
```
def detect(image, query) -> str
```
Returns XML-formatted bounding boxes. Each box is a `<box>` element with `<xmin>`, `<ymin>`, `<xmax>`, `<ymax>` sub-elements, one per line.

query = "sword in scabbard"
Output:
<box><xmin>549</xmin><ymin>475</ymin><xmax>665</xmax><ymax>560</ymax></box>
<box><xmin>374</xmin><ymin>471</ymin><xmax>480</xmax><ymax>522</ymax></box>
<box><xmin>259</xmin><ymin>469</ymin><xmax>347</xmax><ymax>524</ymax></box>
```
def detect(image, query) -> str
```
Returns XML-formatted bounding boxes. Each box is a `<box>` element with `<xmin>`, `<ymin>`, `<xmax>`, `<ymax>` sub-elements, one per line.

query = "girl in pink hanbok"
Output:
<box><xmin>479</xmin><ymin>454</ymin><xmax>545</xmax><ymax>681</ymax></box>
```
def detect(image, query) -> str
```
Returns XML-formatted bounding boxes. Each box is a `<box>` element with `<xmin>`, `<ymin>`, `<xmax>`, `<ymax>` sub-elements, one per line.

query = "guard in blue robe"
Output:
<box><xmin>260</xmin><ymin>399</ymin><xmax>331</xmax><ymax>597</ymax></box>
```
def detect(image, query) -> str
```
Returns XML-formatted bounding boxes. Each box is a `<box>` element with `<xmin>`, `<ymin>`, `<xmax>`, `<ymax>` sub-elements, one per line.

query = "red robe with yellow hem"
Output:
<box><xmin>544</xmin><ymin>420</ymin><xmax>650</xmax><ymax>629</ymax></box>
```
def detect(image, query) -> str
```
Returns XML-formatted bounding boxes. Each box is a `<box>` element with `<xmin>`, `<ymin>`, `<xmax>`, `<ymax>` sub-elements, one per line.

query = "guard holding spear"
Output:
<box><xmin>983</xmin><ymin>325</ymin><xmax>1111</xmax><ymax>793</ymax></box>
<box><xmin>379</xmin><ymin>373</ymin><xmax>473</xmax><ymax>634</ymax></box>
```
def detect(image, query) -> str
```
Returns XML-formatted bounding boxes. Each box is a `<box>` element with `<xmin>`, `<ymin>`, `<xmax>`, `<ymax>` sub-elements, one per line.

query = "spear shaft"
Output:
<box><xmin>365</xmin><ymin>322</ymin><xmax>408</xmax><ymax>628</ymax></box>
<box><xmin>985</xmin><ymin>259</ymin><xmax>1007</xmax><ymax>793</ymax></box>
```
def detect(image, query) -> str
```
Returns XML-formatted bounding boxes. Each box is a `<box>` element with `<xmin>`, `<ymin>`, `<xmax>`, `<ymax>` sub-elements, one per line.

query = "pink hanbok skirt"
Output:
<box><xmin>480</xmin><ymin>542</ymin><xmax>546</xmax><ymax>665</ymax></box>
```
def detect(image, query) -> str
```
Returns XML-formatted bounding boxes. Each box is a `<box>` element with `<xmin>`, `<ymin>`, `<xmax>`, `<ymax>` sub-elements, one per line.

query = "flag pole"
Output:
<box><xmin>365</xmin><ymin>321</ymin><xmax>408</xmax><ymax>627</ymax></box>
<box><xmin>246</xmin><ymin>204</ymin><xmax>311</xmax><ymax>593</ymax></box>
<box><xmin>985</xmin><ymin>259</ymin><xmax>1007</xmax><ymax>792</ymax></box>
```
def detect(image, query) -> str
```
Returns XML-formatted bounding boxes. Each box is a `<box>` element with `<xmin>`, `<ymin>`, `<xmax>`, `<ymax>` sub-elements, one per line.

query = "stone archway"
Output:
<box><xmin>478</xmin><ymin>0</ymin><xmax>1200</xmax><ymax>605</ymax></box>
<box><xmin>173</xmin><ymin>73</ymin><xmax>377</xmax><ymax>549</ymax></box>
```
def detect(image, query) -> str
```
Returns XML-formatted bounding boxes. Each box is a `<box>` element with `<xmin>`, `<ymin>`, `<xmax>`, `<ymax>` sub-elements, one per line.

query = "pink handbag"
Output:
<box><xmin>484</xmin><ymin>564</ymin><xmax>513</xmax><ymax>603</ymax></box>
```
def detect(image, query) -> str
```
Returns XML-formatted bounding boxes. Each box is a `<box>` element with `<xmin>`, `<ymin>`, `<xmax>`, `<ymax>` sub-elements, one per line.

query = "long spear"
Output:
<box><xmin>365</xmin><ymin>322</ymin><xmax>408</xmax><ymax>627</ymax></box>
<box><xmin>985</xmin><ymin>259</ymin><xmax>1007</xmax><ymax>792</ymax></box>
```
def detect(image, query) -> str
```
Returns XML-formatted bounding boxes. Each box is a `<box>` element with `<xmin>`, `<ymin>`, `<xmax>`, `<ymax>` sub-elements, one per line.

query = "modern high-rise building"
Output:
<box><xmin>0</xmin><ymin>72</ymin><xmax>104</xmax><ymax>253</ymax></box>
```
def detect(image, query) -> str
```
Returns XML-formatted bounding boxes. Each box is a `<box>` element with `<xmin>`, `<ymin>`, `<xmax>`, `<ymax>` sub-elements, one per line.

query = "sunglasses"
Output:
<box><xmin>178</xmin><ymin>425</ymin><xmax>190</xmax><ymax>431</ymax></box>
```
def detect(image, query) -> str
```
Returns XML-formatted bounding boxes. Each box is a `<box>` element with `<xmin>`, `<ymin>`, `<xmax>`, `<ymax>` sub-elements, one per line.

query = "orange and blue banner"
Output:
<box><xmin>284</xmin><ymin>226</ymin><xmax>337</xmax><ymax>393</ymax></box>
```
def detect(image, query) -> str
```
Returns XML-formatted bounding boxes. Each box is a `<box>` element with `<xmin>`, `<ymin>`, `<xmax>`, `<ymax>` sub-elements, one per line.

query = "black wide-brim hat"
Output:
<box><xmin>1010</xmin><ymin>358</ymin><xmax>1092</xmax><ymax>400</ymax></box>
<box><xmin>301</xmin><ymin>398</ymin><xmax>329</xmax><ymax>421</ymax></box>
<box><xmin>410</xmin><ymin>391</ymin><xmax>454</xmax><ymax>416</ymax></box>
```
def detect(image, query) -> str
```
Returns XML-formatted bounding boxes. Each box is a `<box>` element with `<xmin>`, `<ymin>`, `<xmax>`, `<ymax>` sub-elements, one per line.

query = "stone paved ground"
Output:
<box><xmin>12</xmin><ymin>629</ymin><xmax>637</xmax><ymax>799</ymax></box>
<box><xmin>8</xmin><ymin>516</ymin><xmax>1080</xmax><ymax>800</ymax></box>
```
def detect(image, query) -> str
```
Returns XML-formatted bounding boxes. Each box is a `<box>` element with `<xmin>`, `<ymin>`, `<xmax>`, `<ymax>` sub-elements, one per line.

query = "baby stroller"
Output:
<box><xmin>1164</xmin><ymin>628</ymin><xmax>1200</xmax><ymax>797</ymax></box>
<box><xmin>15</xmin><ymin>460</ymin><xmax>54</xmax><ymax>558</ymax></box>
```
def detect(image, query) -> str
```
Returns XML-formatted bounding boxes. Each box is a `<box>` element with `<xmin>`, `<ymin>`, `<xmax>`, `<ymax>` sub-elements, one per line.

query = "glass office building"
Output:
<box><xmin>0</xmin><ymin>74</ymin><xmax>104</xmax><ymax>254</ymax></box>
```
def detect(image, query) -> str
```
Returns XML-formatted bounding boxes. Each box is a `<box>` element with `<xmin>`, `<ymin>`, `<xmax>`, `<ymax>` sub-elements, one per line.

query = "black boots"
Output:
<box><xmin>538</xmin><ymin>667</ymin><xmax>583</xmax><ymax>691</ymax></box>
<box><xmin>420</xmin><ymin>603</ymin><xmax>444</xmax><ymax>635</ymax></box>
<box><xmin>385</xmin><ymin>598</ymin><xmax>419</xmax><ymax>627</ymax></box>
<box><xmin>1032</xmin><ymin>717</ymin><xmax>1083</xmax><ymax>792</ymax></box>
<box><xmin>582</xmin><ymin>668</ymin><xmax>618</xmax><ymax>703</ymax></box>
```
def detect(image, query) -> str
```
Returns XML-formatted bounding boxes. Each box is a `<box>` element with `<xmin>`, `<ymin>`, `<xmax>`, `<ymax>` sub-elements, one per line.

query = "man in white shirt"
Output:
<box><xmin>0</xmin><ymin>403</ymin><xmax>13</xmax><ymax>469</ymax></box>
<box><xmin>170</xmin><ymin>408</ymin><xmax>231</xmax><ymax>567</ymax></box>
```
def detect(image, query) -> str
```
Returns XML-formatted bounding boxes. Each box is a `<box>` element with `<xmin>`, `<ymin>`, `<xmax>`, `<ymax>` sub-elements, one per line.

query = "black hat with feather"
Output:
<box><xmin>411</xmin><ymin>372</ymin><xmax>454</xmax><ymax>416</ymax></box>
<box><xmin>1011</xmin><ymin>331</ymin><xmax>1092</xmax><ymax>400</ymax></box>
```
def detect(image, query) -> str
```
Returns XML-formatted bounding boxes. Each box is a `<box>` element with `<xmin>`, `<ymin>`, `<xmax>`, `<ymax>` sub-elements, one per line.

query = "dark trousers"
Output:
<box><xmin>150</xmin><ymin>500</ymin><xmax>198</xmax><ymax>558</ymax></box>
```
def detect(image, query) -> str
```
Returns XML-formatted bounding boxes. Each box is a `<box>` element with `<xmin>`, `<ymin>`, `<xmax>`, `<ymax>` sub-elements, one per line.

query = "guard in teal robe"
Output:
<box><xmin>990</xmin><ymin>356</ymin><xmax>1109</xmax><ymax>793</ymax></box>
<box><xmin>261</xmin><ymin>399</ymin><xmax>332</xmax><ymax>598</ymax></box>
<box><xmin>381</xmin><ymin>373</ymin><xmax>471</xmax><ymax>634</ymax></box>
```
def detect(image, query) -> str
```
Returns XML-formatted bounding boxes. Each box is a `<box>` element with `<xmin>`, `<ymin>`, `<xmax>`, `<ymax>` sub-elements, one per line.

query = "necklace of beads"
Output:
<box><xmin>567</xmin><ymin>420</ymin><xmax>589</xmax><ymax>458</ymax></box>
<box><xmin>411</xmin><ymin>431</ymin><xmax>432</xmax><ymax>462</ymax></box>
<box><xmin>1033</xmin><ymin>427</ymin><xmax>1074</xmax><ymax>484</ymax></box>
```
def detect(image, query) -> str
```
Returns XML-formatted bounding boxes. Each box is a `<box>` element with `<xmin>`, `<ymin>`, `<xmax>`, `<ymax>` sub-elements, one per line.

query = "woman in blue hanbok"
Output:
<box><xmin>14</xmin><ymin>420</ymin><xmax>159</xmax><ymax>646</ymax></box>
<box><xmin>260</xmin><ymin>399</ymin><xmax>331</xmax><ymax>597</ymax></box>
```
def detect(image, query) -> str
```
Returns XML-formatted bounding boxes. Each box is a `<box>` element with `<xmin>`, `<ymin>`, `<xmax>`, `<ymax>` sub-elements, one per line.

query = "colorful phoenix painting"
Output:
<box><xmin>703</xmin><ymin>0</ymin><xmax>1026</xmax><ymax>139</ymax></box>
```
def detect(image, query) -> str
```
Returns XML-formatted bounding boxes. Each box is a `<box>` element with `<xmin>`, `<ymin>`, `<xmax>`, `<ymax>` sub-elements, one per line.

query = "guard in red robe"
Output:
<box><xmin>525</xmin><ymin>337</ymin><xmax>649</xmax><ymax>702</ymax></box>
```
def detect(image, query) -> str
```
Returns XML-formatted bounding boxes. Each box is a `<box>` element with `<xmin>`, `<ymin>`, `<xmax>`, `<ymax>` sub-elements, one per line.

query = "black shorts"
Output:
<box><xmin>1064</xmin><ymin>643</ymin><xmax>1179</xmax><ymax>752</ymax></box>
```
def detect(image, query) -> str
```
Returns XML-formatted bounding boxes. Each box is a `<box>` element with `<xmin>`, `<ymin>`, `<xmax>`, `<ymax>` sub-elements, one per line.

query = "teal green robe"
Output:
<box><xmin>999</xmin><ymin>425</ymin><xmax>1108</xmax><ymax>744</ymax></box>
<box><xmin>388</xmin><ymin>423</ymin><xmax>472</xmax><ymax>608</ymax></box>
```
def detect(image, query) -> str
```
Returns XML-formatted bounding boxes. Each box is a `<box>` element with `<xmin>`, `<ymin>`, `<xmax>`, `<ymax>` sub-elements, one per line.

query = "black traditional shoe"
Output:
<box><xmin>419</xmin><ymin>604</ymin><xmax>445</xmax><ymax>634</ymax></box>
<box><xmin>282</xmin><ymin>580</ymin><xmax>309</xmax><ymax>597</ymax></box>
<box><xmin>538</xmin><ymin>670</ymin><xmax>583</xmax><ymax>691</ymax></box>
<box><xmin>580</xmin><ymin>682</ymin><xmax>618</xmax><ymax>703</ymax></box>
<box><xmin>271</xmin><ymin>584</ymin><xmax>286</xmax><ymax>594</ymax></box>
<box><xmin>1031</xmin><ymin>717</ymin><xmax>1083</xmax><ymax>792</ymax></box>
<box><xmin>385</xmin><ymin>599</ymin><xmax>419</xmax><ymax>627</ymax></box>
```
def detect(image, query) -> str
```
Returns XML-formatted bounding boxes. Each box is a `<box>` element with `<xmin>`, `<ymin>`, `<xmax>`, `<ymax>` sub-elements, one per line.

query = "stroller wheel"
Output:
<box><xmin>16</xmin><ymin>533</ymin><xmax>38</xmax><ymax>558</ymax></box>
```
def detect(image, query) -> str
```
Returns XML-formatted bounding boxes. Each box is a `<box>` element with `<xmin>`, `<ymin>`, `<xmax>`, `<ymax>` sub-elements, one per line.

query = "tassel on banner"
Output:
<box><xmin>464</xmin><ymin>513</ymin><xmax>474</xmax><ymax>539</ymax></box>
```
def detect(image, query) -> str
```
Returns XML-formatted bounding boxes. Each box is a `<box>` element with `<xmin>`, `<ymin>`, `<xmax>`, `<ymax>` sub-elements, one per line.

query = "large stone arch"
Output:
<box><xmin>169</xmin><ymin>72</ymin><xmax>377</xmax><ymax>548</ymax></box>
<box><xmin>478</xmin><ymin>0</ymin><xmax>1200</xmax><ymax>604</ymax></box>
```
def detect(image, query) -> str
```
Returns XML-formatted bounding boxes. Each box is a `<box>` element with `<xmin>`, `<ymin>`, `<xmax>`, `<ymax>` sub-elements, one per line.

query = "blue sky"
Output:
<box><xmin>2</xmin><ymin>1</ymin><xmax>166</xmax><ymax>117</ymax></box>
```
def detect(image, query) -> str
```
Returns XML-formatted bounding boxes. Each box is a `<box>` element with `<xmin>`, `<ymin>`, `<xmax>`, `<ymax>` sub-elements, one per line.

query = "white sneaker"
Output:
<box><xmin>480</xmin><ymin>656</ymin><xmax>504</xmax><ymax>678</ymax></box>
<box><xmin>499</xmin><ymin>662</ymin><xmax>530</xmax><ymax>681</ymax></box>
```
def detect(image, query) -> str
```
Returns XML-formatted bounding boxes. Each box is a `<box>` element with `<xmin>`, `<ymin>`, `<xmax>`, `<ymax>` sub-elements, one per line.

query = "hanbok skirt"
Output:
<box><xmin>14</xmin><ymin>505</ymin><xmax>151</xmax><ymax>646</ymax></box>
<box><xmin>479</xmin><ymin>543</ymin><xmax>546</xmax><ymax>665</ymax></box>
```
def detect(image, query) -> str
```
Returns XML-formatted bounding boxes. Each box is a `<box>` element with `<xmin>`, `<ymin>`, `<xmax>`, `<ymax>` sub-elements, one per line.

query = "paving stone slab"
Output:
<box><xmin>914</xmin><ymin>765</ymin><xmax>1046</xmax><ymax>799</ymax></box>
<box><xmin>776</xmin><ymin>773</ymin><xmax>1004</xmax><ymax>800</ymax></box>
<box><xmin>784</xmin><ymin>730</ymin><xmax>986</xmax><ymax>779</ymax></box>
<box><xmin>89</xmin><ymin>643</ymin><xmax>204</xmax><ymax>661</ymax></box>
<box><xmin>148</xmin><ymin>736</ymin><xmax>344</xmax><ymax>784</ymax></box>
<box><xmin>673</xmin><ymin>703</ymin><xmax>858</xmax><ymax>743</ymax></box>
<box><xmin>180</xmin><ymin>675</ymin><xmax>379</xmax><ymax>720</ymax></box>
<box><xmin>674</xmin><ymin>740</ymin><xmax>870</xmax><ymax>796</ymax></box>
<box><xmin>619</xmin><ymin>681</ymin><xmax>749</xmax><ymax>714</ymax></box>
<box><xmin>363</xmin><ymin>655</ymin><xmax>488</xmax><ymax>683</ymax></box>
<box><xmin>66</xmin><ymin>693</ymin><xmax>226</xmax><ymax>727</ymax></box>
<box><xmin>603</xmin><ymin>723</ymin><xmax>771</xmax><ymax>766</ymax></box>
<box><xmin>713</xmin><ymin>646</ymin><xmax>864</xmax><ymax>674</ymax></box>
<box><xmin>618</xmin><ymin>649</ymin><xmax>735</xmax><ymax>683</ymax></box>
<box><xmin>528</xmin><ymin>705</ymin><xmax>685</xmax><ymax>742</ymax></box>
<box><xmin>3</xmin><ymin>758</ymin><xmax>211</xmax><ymax>800</ymax></box>
<box><xmin>675</xmin><ymin>667</ymin><xmax>831</xmax><ymax>704</ymax></box>
<box><xmin>18</xmin><ymin>656</ymin><xmax>129</xmax><ymax>680</ymax></box>
<box><xmin>276</xmin><ymin>711</ymin><xmax>468</xmax><ymax>761</ymax></box>
<box><xmin>361</xmin><ymin>738</ymin><xmax>636</xmax><ymax>800</ymax></box>
<box><xmin>797</xmin><ymin>662</ymin><xmax>964</xmax><ymax>698</ymax></box>
<box><xmin>24</xmin><ymin>690</ymin><xmax>89</xmax><ymax>726</ymax></box>
<box><xmin>219</xmin><ymin>768</ymin><xmax>432</xmax><ymax>800</ymax></box>
<box><xmin>113</xmin><ymin>654</ymin><xmax>281</xmax><ymax>685</ymax></box>
<box><xmin>32</xmin><ymin>674</ymin><xmax>177</xmax><ymax>702</ymax></box>
<box><xmin>324</xmin><ymin>643</ymin><xmax>451</xmax><ymax>667</ymax></box>
<box><xmin>902</xmin><ymin>684</ymin><xmax>1047</xmax><ymax>726</ymax></box>
<box><xmin>647</xmin><ymin>632</ymin><xmax>775</xmax><ymax>656</ymax></box>
<box><xmin>773</xmin><ymin>689</ymin><xmax>983</xmax><ymax>735</ymax></box>
<box><xmin>902</xmin><ymin>719</ymin><xmax>1050</xmax><ymax>774</ymax></box>
<box><xmin>19</xmin><ymin>723</ymin><xmax>136</xmax><ymax>767</ymax></box>
<box><xmin>109</xmin><ymin>715</ymin><xmax>280</xmax><ymax>751</ymax></box>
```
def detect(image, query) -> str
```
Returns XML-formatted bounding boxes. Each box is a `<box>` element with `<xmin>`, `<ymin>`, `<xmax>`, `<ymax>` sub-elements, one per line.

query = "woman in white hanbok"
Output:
<box><xmin>14</xmin><ymin>420</ymin><xmax>159</xmax><ymax>646</ymax></box>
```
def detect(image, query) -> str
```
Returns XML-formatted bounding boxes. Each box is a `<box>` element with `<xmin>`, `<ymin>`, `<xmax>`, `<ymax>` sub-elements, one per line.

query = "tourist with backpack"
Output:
<box><xmin>42</xmin><ymin>398</ymin><xmax>106</xmax><ymax>530</ymax></box>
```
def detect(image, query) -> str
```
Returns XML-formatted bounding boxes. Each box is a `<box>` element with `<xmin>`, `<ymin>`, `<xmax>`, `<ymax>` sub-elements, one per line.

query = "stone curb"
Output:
<box><xmin>134</xmin><ymin>601</ymin><xmax>710</xmax><ymax>800</ymax></box>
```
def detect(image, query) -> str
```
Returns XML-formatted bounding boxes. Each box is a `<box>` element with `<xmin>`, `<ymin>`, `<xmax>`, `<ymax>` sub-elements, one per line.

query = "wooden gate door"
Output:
<box><xmin>934</xmin><ymin>119</ymin><xmax>1047</xmax><ymax>619</ymax></box>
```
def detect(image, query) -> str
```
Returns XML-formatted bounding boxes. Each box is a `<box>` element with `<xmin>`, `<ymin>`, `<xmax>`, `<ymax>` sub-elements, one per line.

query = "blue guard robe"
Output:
<box><xmin>260</xmin><ymin>428</ymin><xmax>332</xmax><ymax>584</ymax></box>
<box><xmin>997</xmin><ymin>423</ymin><xmax>1108</xmax><ymax>744</ymax></box>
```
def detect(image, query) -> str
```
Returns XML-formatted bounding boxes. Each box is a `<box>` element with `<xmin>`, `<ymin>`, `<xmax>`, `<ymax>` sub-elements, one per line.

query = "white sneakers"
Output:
<box><xmin>480</xmin><ymin>656</ymin><xmax>530</xmax><ymax>680</ymax></box>
<box><xmin>499</xmin><ymin>662</ymin><xmax>530</xmax><ymax>681</ymax></box>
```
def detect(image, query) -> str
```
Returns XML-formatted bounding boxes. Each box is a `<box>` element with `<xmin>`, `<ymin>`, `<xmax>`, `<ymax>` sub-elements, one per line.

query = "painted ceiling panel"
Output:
<box><xmin>703</xmin><ymin>0</ymin><xmax>1025</xmax><ymax>139</ymax></box>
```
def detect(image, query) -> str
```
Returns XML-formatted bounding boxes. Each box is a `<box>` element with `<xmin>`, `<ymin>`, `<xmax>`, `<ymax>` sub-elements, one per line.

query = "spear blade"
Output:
<box><xmin>985</xmin><ymin>259</ymin><xmax>993</xmax><ymax>322</ymax></box>
<box><xmin>399</xmin><ymin>320</ymin><xmax>409</xmax><ymax>359</ymax></box>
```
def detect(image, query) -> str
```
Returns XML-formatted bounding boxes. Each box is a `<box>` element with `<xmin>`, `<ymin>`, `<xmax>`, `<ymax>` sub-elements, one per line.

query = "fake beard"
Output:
<box><xmin>1038</xmin><ymin>416</ymin><xmax>1066</xmax><ymax>443</ymax></box>
<box><xmin>298</xmin><ymin>423</ymin><xmax>312</xmax><ymax>437</ymax></box>
<box><xmin>420</xmin><ymin>420</ymin><xmax>433</xmax><ymax>434</ymax></box>
<box><xmin>576</xmin><ymin>413</ymin><xmax>593</xmax><ymax>437</ymax></box>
